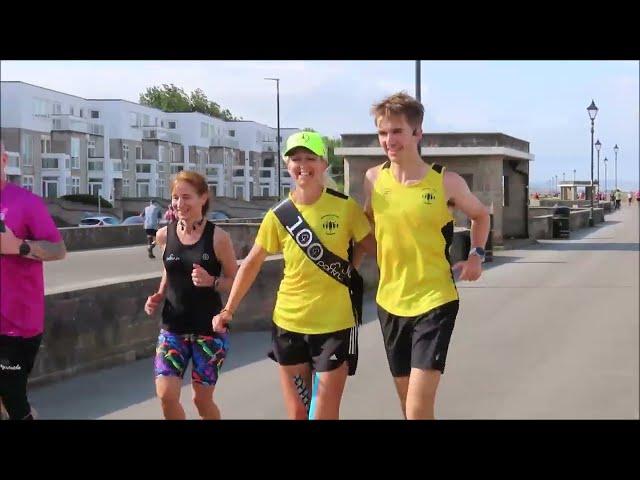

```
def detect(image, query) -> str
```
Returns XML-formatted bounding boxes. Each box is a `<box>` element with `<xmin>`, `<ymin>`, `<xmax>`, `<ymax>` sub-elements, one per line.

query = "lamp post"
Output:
<box><xmin>587</xmin><ymin>100</ymin><xmax>598</xmax><ymax>226</ymax></box>
<box><xmin>604</xmin><ymin>157</ymin><xmax>608</xmax><ymax>196</ymax></box>
<box><xmin>265</xmin><ymin>78</ymin><xmax>281</xmax><ymax>199</ymax></box>
<box><xmin>613</xmin><ymin>144</ymin><xmax>619</xmax><ymax>190</ymax></box>
<box><xmin>595</xmin><ymin>139</ymin><xmax>601</xmax><ymax>195</ymax></box>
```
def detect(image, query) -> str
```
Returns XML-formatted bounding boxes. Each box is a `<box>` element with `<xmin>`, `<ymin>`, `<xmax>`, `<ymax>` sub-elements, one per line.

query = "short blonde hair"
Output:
<box><xmin>371</xmin><ymin>91</ymin><xmax>424</xmax><ymax>130</ymax></box>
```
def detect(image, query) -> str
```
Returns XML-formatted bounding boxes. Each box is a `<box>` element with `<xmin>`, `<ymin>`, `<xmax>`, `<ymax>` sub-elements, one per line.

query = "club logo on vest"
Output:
<box><xmin>166</xmin><ymin>253</ymin><xmax>181</xmax><ymax>262</ymax></box>
<box><xmin>321</xmin><ymin>214</ymin><xmax>340</xmax><ymax>235</ymax></box>
<box><xmin>202</xmin><ymin>253</ymin><xmax>210</xmax><ymax>261</ymax></box>
<box><xmin>421</xmin><ymin>188</ymin><xmax>436</xmax><ymax>205</ymax></box>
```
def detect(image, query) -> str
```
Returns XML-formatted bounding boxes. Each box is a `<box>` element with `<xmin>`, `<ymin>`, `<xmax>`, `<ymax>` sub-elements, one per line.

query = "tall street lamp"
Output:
<box><xmin>265</xmin><ymin>77</ymin><xmax>281</xmax><ymax>199</ymax></box>
<box><xmin>595</xmin><ymin>139</ymin><xmax>601</xmax><ymax>194</ymax></box>
<box><xmin>604</xmin><ymin>157</ymin><xmax>608</xmax><ymax>196</ymax></box>
<box><xmin>587</xmin><ymin>100</ymin><xmax>598</xmax><ymax>226</ymax></box>
<box><xmin>613</xmin><ymin>144</ymin><xmax>619</xmax><ymax>190</ymax></box>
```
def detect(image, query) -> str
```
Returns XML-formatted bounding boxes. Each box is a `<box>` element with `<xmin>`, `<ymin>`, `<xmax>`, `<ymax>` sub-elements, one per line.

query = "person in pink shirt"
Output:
<box><xmin>0</xmin><ymin>141</ymin><xmax>67</xmax><ymax>420</ymax></box>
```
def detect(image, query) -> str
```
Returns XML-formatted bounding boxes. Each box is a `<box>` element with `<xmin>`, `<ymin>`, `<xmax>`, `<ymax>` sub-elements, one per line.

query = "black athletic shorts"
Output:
<box><xmin>0</xmin><ymin>334</ymin><xmax>42</xmax><ymax>420</ymax></box>
<box><xmin>268</xmin><ymin>323</ymin><xmax>356</xmax><ymax>373</ymax></box>
<box><xmin>377</xmin><ymin>301</ymin><xmax>459</xmax><ymax>377</ymax></box>
<box><xmin>145</xmin><ymin>229</ymin><xmax>157</xmax><ymax>237</ymax></box>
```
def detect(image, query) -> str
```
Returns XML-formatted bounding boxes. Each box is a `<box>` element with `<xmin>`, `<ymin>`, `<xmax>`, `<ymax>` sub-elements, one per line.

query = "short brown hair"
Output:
<box><xmin>370</xmin><ymin>91</ymin><xmax>424</xmax><ymax>130</ymax></box>
<box><xmin>170</xmin><ymin>170</ymin><xmax>210</xmax><ymax>216</ymax></box>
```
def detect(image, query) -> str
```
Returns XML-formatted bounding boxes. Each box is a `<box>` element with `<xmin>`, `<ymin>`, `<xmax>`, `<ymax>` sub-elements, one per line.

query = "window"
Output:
<box><xmin>135</xmin><ymin>146</ymin><xmax>142</xmax><ymax>160</ymax></box>
<box><xmin>22</xmin><ymin>176</ymin><xmax>34</xmax><ymax>192</ymax></box>
<box><xmin>22</xmin><ymin>135</ymin><xmax>33</xmax><ymax>166</ymax></box>
<box><xmin>233</xmin><ymin>168</ymin><xmax>245</xmax><ymax>177</ymax></box>
<box><xmin>228</xmin><ymin>130</ymin><xmax>235</xmax><ymax>137</ymax></box>
<box><xmin>70</xmin><ymin>106</ymin><xmax>75</xmax><ymax>116</ymax></box>
<box><xmin>88</xmin><ymin>160</ymin><xmax>103</xmax><ymax>171</ymax></box>
<box><xmin>66</xmin><ymin>176</ymin><xmax>72</xmax><ymax>194</ymax></box>
<box><xmin>90</xmin><ymin>110</ymin><xmax>100</xmax><ymax>119</ymax></box>
<box><xmin>167</xmin><ymin>121</ymin><xmax>177</xmax><ymax>129</ymax></box>
<box><xmin>157</xmin><ymin>163</ymin><xmax>164</xmax><ymax>173</ymax></box>
<box><xmin>170</xmin><ymin>165</ymin><xmax>183</xmax><ymax>174</ymax></box>
<box><xmin>170</xmin><ymin>148</ymin><xmax>175</xmax><ymax>163</ymax></box>
<box><xmin>72</xmin><ymin>177</ymin><xmax>80</xmax><ymax>194</ymax></box>
<box><xmin>53</xmin><ymin>102</ymin><xmax>62</xmax><ymax>115</ymax></box>
<box><xmin>123</xmin><ymin>178</ymin><xmax>130</xmax><ymax>196</ymax></box>
<box><xmin>143</xmin><ymin>114</ymin><xmax>150</xmax><ymax>126</ymax></box>
<box><xmin>201</xmin><ymin>123</ymin><xmax>209</xmax><ymax>138</ymax></box>
<box><xmin>234</xmin><ymin>185</ymin><xmax>244</xmax><ymax>199</ymax></box>
<box><xmin>79</xmin><ymin>108</ymin><xmax>84</xmax><ymax>118</ymax></box>
<box><xmin>137</xmin><ymin>181</ymin><xmax>150</xmax><ymax>197</ymax></box>
<box><xmin>41</xmin><ymin>136</ymin><xmax>51</xmax><ymax>154</ymax></box>
<box><xmin>123</xmin><ymin>160</ymin><xmax>130</xmax><ymax>171</ymax></box>
<box><xmin>208</xmin><ymin>184</ymin><xmax>217</xmax><ymax>197</ymax></box>
<box><xmin>33</xmin><ymin>98</ymin><xmax>49</xmax><ymax>116</ymax></box>
<box><xmin>157</xmin><ymin>178</ymin><xmax>165</xmax><ymax>197</ymax></box>
<box><xmin>261</xmin><ymin>186</ymin><xmax>270</xmax><ymax>196</ymax></box>
<box><xmin>71</xmin><ymin>138</ymin><xmax>80</xmax><ymax>169</ymax></box>
<box><xmin>502</xmin><ymin>175</ymin><xmax>510</xmax><ymax>207</ymax></box>
<box><xmin>112</xmin><ymin>160</ymin><xmax>122</xmax><ymax>172</ymax></box>
<box><xmin>204</xmin><ymin>151</ymin><xmax>209</xmax><ymax>164</ymax></box>
<box><xmin>129</xmin><ymin>112</ymin><xmax>138</xmax><ymax>127</ymax></box>
<box><xmin>136</xmin><ymin>164</ymin><xmax>151</xmax><ymax>173</ymax></box>
<box><xmin>88</xmin><ymin>140</ymin><xmax>96</xmax><ymax>158</ymax></box>
<box><xmin>461</xmin><ymin>174</ymin><xmax>474</xmax><ymax>191</ymax></box>
<box><xmin>122</xmin><ymin>144</ymin><xmax>129</xmax><ymax>160</ymax></box>
<box><xmin>42</xmin><ymin>157</ymin><xmax>59</xmax><ymax>169</ymax></box>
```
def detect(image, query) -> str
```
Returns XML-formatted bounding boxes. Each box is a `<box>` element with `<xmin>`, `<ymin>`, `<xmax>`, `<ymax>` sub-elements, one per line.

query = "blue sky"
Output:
<box><xmin>2</xmin><ymin>60</ymin><xmax>637</xmax><ymax>187</ymax></box>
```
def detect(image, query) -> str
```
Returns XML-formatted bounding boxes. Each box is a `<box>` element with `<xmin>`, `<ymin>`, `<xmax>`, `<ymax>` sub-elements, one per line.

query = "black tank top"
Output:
<box><xmin>161</xmin><ymin>220</ymin><xmax>223</xmax><ymax>335</ymax></box>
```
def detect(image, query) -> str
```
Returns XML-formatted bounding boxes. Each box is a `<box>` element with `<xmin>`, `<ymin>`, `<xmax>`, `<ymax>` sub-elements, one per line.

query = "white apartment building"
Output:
<box><xmin>1</xmin><ymin>81</ymin><xmax>300</xmax><ymax>202</ymax></box>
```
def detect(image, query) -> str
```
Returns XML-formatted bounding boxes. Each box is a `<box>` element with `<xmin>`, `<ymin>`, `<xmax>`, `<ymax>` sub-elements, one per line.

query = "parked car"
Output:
<box><xmin>207</xmin><ymin>211</ymin><xmax>231</xmax><ymax>221</ymax></box>
<box><xmin>121</xmin><ymin>216</ymin><xmax>145</xmax><ymax>225</ymax></box>
<box><xmin>78</xmin><ymin>216</ymin><xmax>120</xmax><ymax>227</ymax></box>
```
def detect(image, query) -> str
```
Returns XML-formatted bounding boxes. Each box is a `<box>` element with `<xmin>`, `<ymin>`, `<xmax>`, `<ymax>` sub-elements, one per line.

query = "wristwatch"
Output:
<box><xmin>19</xmin><ymin>240</ymin><xmax>31</xmax><ymax>256</ymax></box>
<box><xmin>468</xmin><ymin>246</ymin><xmax>485</xmax><ymax>262</ymax></box>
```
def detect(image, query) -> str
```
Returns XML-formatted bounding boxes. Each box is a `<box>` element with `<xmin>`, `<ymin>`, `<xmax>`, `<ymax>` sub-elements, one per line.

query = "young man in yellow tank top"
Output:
<box><xmin>364</xmin><ymin>92</ymin><xmax>490</xmax><ymax>419</ymax></box>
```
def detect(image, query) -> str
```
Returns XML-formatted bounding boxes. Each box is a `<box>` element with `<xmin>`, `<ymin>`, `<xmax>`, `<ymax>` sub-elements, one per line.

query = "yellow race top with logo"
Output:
<box><xmin>255</xmin><ymin>188</ymin><xmax>371</xmax><ymax>334</ymax></box>
<box><xmin>372</xmin><ymin>163</ymin><xmax>458</xmax><ymax>316</ymax></box>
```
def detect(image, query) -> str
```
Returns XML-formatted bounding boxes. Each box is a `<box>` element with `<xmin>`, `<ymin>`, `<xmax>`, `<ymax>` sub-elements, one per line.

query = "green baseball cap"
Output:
<box><xmin>283</xmin><ymin>131</ymin><xmax>326</xmax><ymax>158</ymax></box>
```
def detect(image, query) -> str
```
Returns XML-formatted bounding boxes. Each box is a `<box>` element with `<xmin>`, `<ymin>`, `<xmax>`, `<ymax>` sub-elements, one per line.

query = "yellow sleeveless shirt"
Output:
<box><xmin>372</xmin><ymin>163</ymin><xmax>458</xmax><ymax>316</ymax></box>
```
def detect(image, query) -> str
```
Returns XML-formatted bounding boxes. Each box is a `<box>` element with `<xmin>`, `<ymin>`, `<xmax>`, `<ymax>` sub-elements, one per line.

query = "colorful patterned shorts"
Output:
<box><xmin>154</xmin><ymin>329</ymin><xmax>229</xmax><ymax>386</ymax></box>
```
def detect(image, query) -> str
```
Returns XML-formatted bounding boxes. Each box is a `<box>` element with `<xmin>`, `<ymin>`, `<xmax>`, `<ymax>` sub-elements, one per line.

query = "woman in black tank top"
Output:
<box><xmin>143</xmin><ymin>171</ymin><xmax>238</xmax><ymax>420</ymax></box>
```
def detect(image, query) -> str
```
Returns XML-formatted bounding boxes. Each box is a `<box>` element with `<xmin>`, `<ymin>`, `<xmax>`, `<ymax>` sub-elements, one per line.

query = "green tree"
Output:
<box><xmin>140</xmin><ymin>84</ymin><xmax>241</xmax><ymax>121</ymax></box>
<box><xmin>139</xmin><ymin>84</ymin><xmax>191</xmax><ymax>112</ymax></box>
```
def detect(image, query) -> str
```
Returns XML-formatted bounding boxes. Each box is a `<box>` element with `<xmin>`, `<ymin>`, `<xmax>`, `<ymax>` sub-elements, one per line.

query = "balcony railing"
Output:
<box><xmin>51</xmin><ymin>114</ymin><xmax>104</xmax><ymax>136</ymax></box>
<box><xmin>210</xmin><ymin>135</ymin><xmax>239</xmax><ymax>149</ymax></box>
<box><xmin>142</xmin><ymin>127</ymin><xmax>182</xmax><ymax>143</ymax></box>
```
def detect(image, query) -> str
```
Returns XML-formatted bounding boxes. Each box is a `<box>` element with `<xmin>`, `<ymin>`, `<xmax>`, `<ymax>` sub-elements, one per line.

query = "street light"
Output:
<box><xmin>587</xmin><ymin>99</ymin><xmax>598</xmax><ymax>226</ymax></box>
<box><xmin>573</xmin><ymin>169</ymin><xmax>576</xmax><ymax>183</ymax></box>
<box><xmin>595</xmin><ymin>139</ymin><xmax>601</xmax><ymax>194</ymax></box>
<box><xmin>265</xmin><ymin>77</ymin><xmax>281</xmax><ymax>199</ymax></box>
<box><xmin>613</xmin><ymin>144</ymin><xmax>619</xmax><ymax>190</ymax></box>
<box><xmin>604</xmin><ymin>157</ymin><xmax>608</xmax><ymax>196</ymax></box>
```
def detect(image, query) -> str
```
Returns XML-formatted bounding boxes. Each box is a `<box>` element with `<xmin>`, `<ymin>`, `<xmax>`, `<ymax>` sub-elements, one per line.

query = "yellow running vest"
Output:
<box><xmin>372</xmin><ymin>163</ymin><xmax>458</xmax><ymax>316</ymax></box>
<box><xmin>255</xmin><ymin>188</ymin><xmax>371</xmax><ymax>334</ymax></box>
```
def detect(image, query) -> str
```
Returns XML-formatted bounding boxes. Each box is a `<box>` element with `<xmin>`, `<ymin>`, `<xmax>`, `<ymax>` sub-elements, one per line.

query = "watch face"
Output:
<box><xmin>19</xmin><ymin>242</ymin><xmax>31</xmax><ymax>256</ymax></box>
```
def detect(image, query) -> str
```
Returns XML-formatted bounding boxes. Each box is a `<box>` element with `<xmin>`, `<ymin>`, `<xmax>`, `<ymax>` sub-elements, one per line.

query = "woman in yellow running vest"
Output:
<box><xmin>364</xmin><ymin>92</ymin><xmax>490</xmax><ymax>420</ymax></box>
<box><xmin>212</xmin><ymin>131</ymin><xmax>374</xmax><ymax>420</ymax></box>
